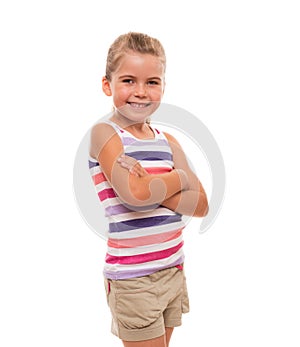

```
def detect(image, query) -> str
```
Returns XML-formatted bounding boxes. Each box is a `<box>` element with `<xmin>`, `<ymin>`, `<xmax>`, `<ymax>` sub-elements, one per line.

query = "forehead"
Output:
<box><xmin>115</xmin><ymin>52</ymin><xmax>164</xmax><ymax>77</ymax></box>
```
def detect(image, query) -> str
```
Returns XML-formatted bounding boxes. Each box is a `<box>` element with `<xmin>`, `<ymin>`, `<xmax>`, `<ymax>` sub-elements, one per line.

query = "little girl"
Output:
<box><xmin>89</xmin><ymin>32</ymin><xmax>208</xmax><ymax>347</ymax></box>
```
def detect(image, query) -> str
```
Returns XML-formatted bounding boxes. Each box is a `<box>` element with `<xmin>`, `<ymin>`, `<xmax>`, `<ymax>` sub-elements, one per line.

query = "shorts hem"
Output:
<box><xmin>117</xmin><ymin>325</ymin><xmax>165</xmax><ymax>342</ymax></box>
<box><xmin>164</xmin><ymin>319</ymin><xmax>182</xmax><ymax>328</ymax></box>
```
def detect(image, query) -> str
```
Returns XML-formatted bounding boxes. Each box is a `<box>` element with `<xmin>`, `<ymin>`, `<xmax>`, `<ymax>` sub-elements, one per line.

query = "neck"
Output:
<box><xmin>110</xmin><ymin>111</ymin><xmax>154</xmax><ymax>139</ymax></box>
<box><xmin>110</xmin><ymin>111</ymin><xmax>146</xmax><ymax>129</ymax></box>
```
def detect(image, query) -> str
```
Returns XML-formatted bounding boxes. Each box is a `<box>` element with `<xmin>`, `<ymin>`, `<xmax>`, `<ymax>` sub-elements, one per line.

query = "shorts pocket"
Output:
<box><xmin>104</xmin><ymin>278</ymin><xmax>111</xmax><ymax>305</ymax></box>
<box><xmin>181</xmin><ymin>273</ymin><xmax>190</xmax><ymax>313</ymax></box>
<box><xmin>114</xmin><ymin>276</ymin><xmax>161</xmax><ymax>329</ymax></box>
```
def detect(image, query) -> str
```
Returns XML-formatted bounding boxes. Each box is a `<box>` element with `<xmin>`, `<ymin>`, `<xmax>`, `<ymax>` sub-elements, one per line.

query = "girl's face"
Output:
<box><xmin>102</xmin><ymin>52</ymin><xmax>165</xmax><ymax>123</ymax></box>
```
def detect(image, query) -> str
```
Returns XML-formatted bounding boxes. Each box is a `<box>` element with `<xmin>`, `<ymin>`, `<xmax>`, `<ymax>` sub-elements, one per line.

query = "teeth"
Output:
<box><xmin>129</xmin><ymin>102</ymin><xmax>149</xmax><ymax>108</ymax></box>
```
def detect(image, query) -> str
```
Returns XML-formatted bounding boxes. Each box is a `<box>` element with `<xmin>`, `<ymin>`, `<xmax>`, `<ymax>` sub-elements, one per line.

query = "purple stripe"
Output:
<box><xmin>105</xmin><ymin>204</ymin><xmax>132</xmax><ymax>215</ymax></box>
<box><xmin>122</xmin><ymin>137</ymin><xmax>168</xmax><ymax>146</ymax></box>
<box><xmin>88</xmin><ymin>160</ymin><xmax>99</xmax><ymax>168</ymax></box>
<box><xmin>109</xmin><ymin>214</ymin><xmax>182</xmax><ymax>233</ymax></box>
<box><xmin>105</xmin><ymin>203</ymin><xmax>160</xmax><ymax>216</ymax></box>
<box><xmin>103</xmin><ymin>255</ymin><xmax>185</xmax><ymax>280</ymax></box>
<box><xmin>127</xmin><ymin>151</ymin><xmax>172</xmax><ymax>161</ymax></box>
<box><xmin>122</xmin><ymin>137</ymin><xmax>138</xmax><ymax>145</ymax></box>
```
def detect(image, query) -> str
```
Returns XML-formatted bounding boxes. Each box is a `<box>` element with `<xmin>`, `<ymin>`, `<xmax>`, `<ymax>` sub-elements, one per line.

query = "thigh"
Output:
<box><xmin>122</xmin><ymin>328</ymin><xmax>174</xmax><ymax>347</ymax></box>
<box><xmin>165</xmin><ymin>327</ymin><xmax>174</xmax><ymax>347</ymax></box>
<box><xmin>122</xmin><ymin>334</ymin><xmax>166</xmax><ymax>347</ymax></box>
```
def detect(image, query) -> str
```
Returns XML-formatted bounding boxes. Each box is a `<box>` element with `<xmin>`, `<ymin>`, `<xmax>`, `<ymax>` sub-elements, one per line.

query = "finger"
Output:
<box><xmin>119</xmin><ymin>161</ymin><xmax>133</xmax><ymax>170</ymax></box>
<box><xmin>134</xmin><ymin>165</ymin><xmax>145</xmax><ymax>175</ymax></box>
<box><xmin>118</xmin><ymin>155</ymin><xmax>137</xmax><ymax>166</ymax></box>
<box><xmin>129</xmin><ymin>167</ymin><xmax>139</xmax><ymax>176</ymax></box>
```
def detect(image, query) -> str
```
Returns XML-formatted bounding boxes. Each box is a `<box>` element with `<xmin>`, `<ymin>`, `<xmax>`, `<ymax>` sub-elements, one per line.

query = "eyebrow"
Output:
<box><xmin>118</xmin><ymin>75</ymin><xmax>135</xmax><ymax>79</ymax></box>
<box><xmin>147</xmin><ymin>77</ymin><xmax>162</xmax><ymax>81</ymax></box>
<box><xmin>118</xmin><ymin>75</ymin><xmax>162</xmax><ymax>81</ymax></box>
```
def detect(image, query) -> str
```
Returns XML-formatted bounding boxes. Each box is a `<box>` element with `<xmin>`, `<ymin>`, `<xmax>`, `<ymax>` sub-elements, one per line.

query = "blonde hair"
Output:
<box><xmin>105</xmin><ymin>32</ymin><xmax>166</xmax><ymax>82</ymax></box>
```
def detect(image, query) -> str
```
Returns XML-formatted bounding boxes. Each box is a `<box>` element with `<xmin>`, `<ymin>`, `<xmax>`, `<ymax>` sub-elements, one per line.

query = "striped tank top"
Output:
<box><xmin>88</xmin><ymin>121</ymin><xmax>185</xmax><ymax>280</ymax></box>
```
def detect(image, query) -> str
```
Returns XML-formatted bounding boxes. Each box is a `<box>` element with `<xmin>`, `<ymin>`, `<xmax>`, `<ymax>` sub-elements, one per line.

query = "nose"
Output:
<box><xmin>134</xmin><ymin>83</ymin><xmax>147</xmax><ymax>97</ymax></box>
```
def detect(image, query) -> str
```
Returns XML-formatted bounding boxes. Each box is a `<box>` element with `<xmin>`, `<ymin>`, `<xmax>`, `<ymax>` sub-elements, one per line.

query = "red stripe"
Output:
<box><xmin>145</xmin><ymin>167</ymin><xmax>172</xmax><ymax>174</ymax></box>
<box><xmin>92</xmin><ymin>173</ymin><xmax>107</xmax><ymax>185</ymax></box>
<box><xmin>105</xmin><ymin>241</ymin><xmax>184</xmax><ymax>265</ymax></box>
<box><xmin>176</xmin><ymin>264</ymin><xmax>183</xmax><ymax>270</ymax></box>
<box><xmin>98</xmin><ymin>188</ymin><xmax>116</xmax><ymax>201</ymax></box>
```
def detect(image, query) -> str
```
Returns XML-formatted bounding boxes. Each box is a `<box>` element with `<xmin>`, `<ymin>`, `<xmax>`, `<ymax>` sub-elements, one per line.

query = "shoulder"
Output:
<box><xmin>162</xmin><ymin>131</ymin><xmax>189</xmax><ymax>168</ymax></box>
<box><xmin>89</xmin><ymin>122</ymin><xmax>122</xmax><ymax>159</ymax></box>
<box><xmin>162</xmin><ymin>131</ymin><xmax>182</xmax><ymax>149</ymax></box>
<box><xmin>91</xmin><ymin>121</ymin><xmax>117</xmax><ymax>137</ymax></box>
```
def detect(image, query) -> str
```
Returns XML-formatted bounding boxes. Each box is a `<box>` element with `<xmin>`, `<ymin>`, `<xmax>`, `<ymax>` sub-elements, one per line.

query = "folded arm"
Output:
<box><xmin>161</xmin><ymin>132</ymin><xmax>208</xmax><ymax>217</ymax></box>
<box><xmin>89</xmin><ymin>123</ymin><xmax>189</xmax><ymax>207</ymax></box>
<box><xmin>117</xmin><ymin>131</ymin><xmax>209</xmax><ymax>217</ymax></box>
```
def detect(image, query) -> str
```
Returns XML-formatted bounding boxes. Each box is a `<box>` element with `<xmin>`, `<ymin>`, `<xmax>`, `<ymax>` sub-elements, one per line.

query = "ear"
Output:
<box><xmin>102</xmin><ymin>76</ymin><xmax>112</xmax><ymax>96</ymax></box>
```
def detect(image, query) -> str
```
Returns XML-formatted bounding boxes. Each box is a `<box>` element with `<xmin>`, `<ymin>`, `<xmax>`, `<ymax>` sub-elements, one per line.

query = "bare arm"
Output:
<box><xmin>117</xmin><ymin>131</ymin><xmax>209</xmax><ymax>217</ymax></box>
<box><xmin>161</xmin><ymin>132</ymin><xmax>208</xmax><ymax>217</ymax></box>
<box><xmin>89</xmin><ymin>123</ymin><xmax>188</xmax><ymax>207</ymax></box>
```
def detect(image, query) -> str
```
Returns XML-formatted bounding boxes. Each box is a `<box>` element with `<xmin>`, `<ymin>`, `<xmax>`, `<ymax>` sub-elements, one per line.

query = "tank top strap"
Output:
<box><xmin>102</xmin><ymin>120</ymin><xmax>125</xmax><ymax>134</ymax></box>
<box><xmin>150</xmin><ymin>125</ymin><xmax>169</xmax><ymax>142</ymax></box>
<box><xmin>102</xmin><ymin>120</ymin><xmax>167</xmax><ymax>144</ymax></box>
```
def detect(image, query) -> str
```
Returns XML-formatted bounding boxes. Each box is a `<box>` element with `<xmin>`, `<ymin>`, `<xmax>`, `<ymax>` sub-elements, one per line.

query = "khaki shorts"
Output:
<box><xmin>104</xmin><ymin>265</ymin><xmax>190</xmax><ymax>342</ymax></box>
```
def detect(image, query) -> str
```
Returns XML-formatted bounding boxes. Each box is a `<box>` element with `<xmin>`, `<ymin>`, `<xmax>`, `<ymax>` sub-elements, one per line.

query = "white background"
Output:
<box><xmin>1</xmin><ymin>1</ymin><xmax>299</xmax><ymax>346</ymax></box>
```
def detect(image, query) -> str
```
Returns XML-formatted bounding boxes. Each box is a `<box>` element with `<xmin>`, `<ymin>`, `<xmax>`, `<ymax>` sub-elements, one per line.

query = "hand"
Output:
<box><xmin>117</xmin><ymin>155</ymin><xmax>148</xmax><ymax>177</ymax></box>
<box><xmin>175</xmin><ymin>168</ymin><xmax>189</xmax><ymax>191</ymax></box>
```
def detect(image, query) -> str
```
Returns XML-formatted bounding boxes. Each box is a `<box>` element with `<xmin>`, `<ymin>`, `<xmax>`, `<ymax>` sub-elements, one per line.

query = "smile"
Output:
<box><xmin>127</xmin><ymin>102</ymin><xmax>151</xmax><ymax>108</ymax></box>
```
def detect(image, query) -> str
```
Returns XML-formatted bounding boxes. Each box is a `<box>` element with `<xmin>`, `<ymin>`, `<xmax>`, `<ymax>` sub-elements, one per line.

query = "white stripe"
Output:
<box><xmin>107</xmin><ymin>234</ymin><xmax>183</xmax><ymax>256</ymax></box>
<box><xmin>94</xmin><ymin>180</ymin><xmax>112</xmax><ymax>192</ymax></box>
<box><xmin>88</xmin><ymin>156</ymin><xmax>98</xmax><ymax>163</ymax></box>
<box><xmin>125</xmin><ymin>145</ymin><xmax>172</xmax><ymax>154</ymax></box>
<box><xmin>89</xmin><ymin>166</ymin><xmax>101</xmax><ymax>175</ymax></box>
<box><xmin>100</xmin><ymin>197</ymin><xmax>123</xmax><ymax>208</ymax></box>
<box><xmin>140</xmin><ymin>160</ymin><xmax>173</xmax><ymax>168</ymax></box>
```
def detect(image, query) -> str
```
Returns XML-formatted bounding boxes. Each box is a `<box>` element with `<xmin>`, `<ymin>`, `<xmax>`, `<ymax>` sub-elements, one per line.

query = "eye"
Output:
<box><xmin>122</xmin><ymin>79</ymin><xmax>134</xmax><ymax>84</ymax></box>
<box><xmin>147</xmin><ymin>80</ymin><xmax>160</xmax><ymax>85</ymax></box>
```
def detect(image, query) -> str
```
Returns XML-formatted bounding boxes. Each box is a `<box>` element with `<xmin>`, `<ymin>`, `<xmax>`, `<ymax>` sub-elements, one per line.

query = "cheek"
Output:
<box><xmin>149</xmin><ymin>87</ymin><xmax>164</xmax><ymax>100</ymax></box>
<box><xmin>119</xmin><ymin>85</ymin><xmax>133</xmax><ymax>98</ymax></box>
<box><xmin>113</xmin><ymin>87</ymin><xmax>130</xmax><ymax>102</ymax></box>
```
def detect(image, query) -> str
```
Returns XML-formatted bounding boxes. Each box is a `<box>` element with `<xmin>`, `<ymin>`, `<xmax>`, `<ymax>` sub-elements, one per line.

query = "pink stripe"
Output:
<box><xmin>98</xmin><ymin>188</ymin><xmax>116</xmax><ymax>201</ymax></box>
<box><xmin>107</xmin><ymin>229</ymin><xmax>183</xmax><ymax>248</ymax></box>
<box><xmin>105</xmin><ymin>241</ymin><xmax>184</xmax><ymax>265</ymax></box>
<box><xmin>92</xmin><ymin>172</ymin><xmax>107</xmax><ymax>185</ymax></box>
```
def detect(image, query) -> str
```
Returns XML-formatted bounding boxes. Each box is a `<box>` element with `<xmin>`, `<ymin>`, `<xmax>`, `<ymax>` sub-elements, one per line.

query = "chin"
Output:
<box><xmin>117</xmin><ymin>102</ymin><xmax>160</xmax><ymax>122</ymax></box>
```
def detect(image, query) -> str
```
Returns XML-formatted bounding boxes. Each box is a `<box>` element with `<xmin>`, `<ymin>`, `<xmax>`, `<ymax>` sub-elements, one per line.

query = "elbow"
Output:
<box><xmin>194</xmin><ymin>194</ymin><xmax>209</xmax><ymax>218</ymax></box>
<box><xmin>194</xmin><ymin>205</ymin><xmax>209</xmax><ymax>218</ymax></box>
<box><xmin>117</xmin><ymin>182</ymin><xmax>153</xmax><ymax>207</ymax></box>
<box><xmin>123</xmin><ymin>176</ymin><xmax>166</xmax><ymax>207</ymax></box>
<box><xmin>202</xmin><ymin>204</ymin><xmax>209</xmax><ymax>217</ymax></box>
<box><xmin>116</xmin><ymin>191</ymin><xmax>146</xmax><ymax>207</ymax></box>
<box><xmin>113</xmin><ymin>175</ymin><xmax>166</xmax><ymax>207</ymax></box>
<box><xmin>121</xmin><ymin>193</ymin><xmax>151</xmax><ymax>207</ymax></box>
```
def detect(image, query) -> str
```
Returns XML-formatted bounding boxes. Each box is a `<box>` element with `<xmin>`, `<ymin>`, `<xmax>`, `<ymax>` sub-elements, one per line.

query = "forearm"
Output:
<box><xmin>126</xmin><ymin>169</ymin><xmax>188</xmax><ymax>206</ymax></box>
<box><xmin>161</xmin><ymin>189</ymin><xmax>209</xmax><ymax>217</ymax></box>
